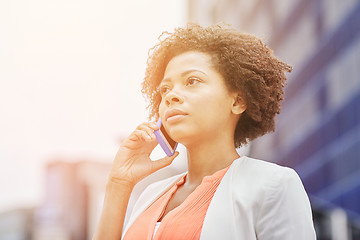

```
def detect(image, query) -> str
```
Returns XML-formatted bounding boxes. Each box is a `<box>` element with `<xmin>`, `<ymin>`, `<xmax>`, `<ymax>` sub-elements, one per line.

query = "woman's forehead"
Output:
<box><xmin>162</xmin><ymin>51</ymin><xmax>214</xmax><ymax>80</ymax></box>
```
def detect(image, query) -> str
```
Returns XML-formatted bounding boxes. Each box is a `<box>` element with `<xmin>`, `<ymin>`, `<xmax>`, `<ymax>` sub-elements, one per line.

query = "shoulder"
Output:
<box><xmin>230</xmin><ymin>156</ymin><xmax>315</xmax><ymax>239</ymax></box>
<box><xmin>235</xmin><ymin>155</ymin><xmax>292</xmax><ymax>172</ymax></box>
<box><xmin>229</xmin><ymin>156</ymin><xmax>310</xmax><ymax>216</ymax></box>
<box><xmin>237</xmin><ymin>157</ymin><xmax>316</xmax><ymax>238</ymax></box>
<box><xmin>231</xmin><ymin>156</ymin><xmax>300</xmax><ymax>187</ymax></box>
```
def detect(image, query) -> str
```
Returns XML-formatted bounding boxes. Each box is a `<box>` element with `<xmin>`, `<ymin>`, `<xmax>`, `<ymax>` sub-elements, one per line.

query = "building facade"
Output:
<box><xmin>188</xmin><ymin>0</ymin><xmax>360</xmax><ymax>239</ymax></box>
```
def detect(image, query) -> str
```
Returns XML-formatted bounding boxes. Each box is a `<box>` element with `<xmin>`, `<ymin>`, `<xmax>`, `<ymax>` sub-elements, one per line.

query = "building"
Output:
<box><xmin>188</xmin><ymin>0</ymin><xmax>360</xmax><ymax>239</ymax></box>
<box><xmin>0</xmin><ymin>208</ymin><xmax>34</xmax><ymax>240</ymax></box>
<box><xmin>33</xmin><ymin>143</ymin><xmax>188</xmax><ymax>240</ymax></box>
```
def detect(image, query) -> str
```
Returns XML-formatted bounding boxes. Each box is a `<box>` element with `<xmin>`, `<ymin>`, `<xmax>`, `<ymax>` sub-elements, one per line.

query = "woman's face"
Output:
<box><xmin>158</xmin><ymin>51</ymin><xmax>241</xmax><ymax>146</ymax></box>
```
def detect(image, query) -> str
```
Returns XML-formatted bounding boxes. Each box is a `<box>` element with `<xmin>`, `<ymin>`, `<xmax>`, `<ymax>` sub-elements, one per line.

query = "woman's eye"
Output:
<box><xmin>159</xmin><ymin>86</ymin><xmax>170</xmax><ymax>95</ymax></box>
<box><xmin>186</xmin><ymin>77</ymin><xmax>200</xmax><ymax>86</ymax></box>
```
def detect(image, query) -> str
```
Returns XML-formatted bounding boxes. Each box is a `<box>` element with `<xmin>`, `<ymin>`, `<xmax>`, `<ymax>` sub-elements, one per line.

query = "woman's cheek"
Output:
<box><xmin>158</xmin><ymin>102</ymin><xmax>165</xmax><ymax>120</ymax></box>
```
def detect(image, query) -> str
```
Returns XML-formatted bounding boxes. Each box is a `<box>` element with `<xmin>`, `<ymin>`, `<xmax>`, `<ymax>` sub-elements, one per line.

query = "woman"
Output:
<box><xmin>93</xmin><ymin>23</ymin><xmax>316</xmax><ymax>239</ymax></box>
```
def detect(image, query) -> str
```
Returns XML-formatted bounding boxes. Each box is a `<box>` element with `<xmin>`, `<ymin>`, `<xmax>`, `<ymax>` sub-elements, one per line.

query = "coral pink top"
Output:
<box><xmin>123</xmin><ymin>165</ymin><xmax>231</xmax><ymax>240</ymax></box>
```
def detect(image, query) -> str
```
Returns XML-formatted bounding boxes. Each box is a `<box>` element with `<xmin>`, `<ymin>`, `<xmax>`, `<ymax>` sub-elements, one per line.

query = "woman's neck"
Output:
<box><xmin>183</xmin><ymin>137</ymin><xmax>240</xmax><ymax>187</ymax></box>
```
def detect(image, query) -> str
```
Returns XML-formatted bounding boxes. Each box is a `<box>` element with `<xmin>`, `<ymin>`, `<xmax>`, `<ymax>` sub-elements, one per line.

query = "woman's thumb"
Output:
<box><xmin>151</xmin><ymin>152</ymin><xmax>179</xmax><ymax>173</ymax></box>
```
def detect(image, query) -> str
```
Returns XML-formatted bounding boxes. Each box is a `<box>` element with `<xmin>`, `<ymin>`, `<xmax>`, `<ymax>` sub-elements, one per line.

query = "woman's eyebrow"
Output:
<box><xmin>162</xmin><ymin>69</ymin><xmax>207</xmax><ymax>83</ymax></box>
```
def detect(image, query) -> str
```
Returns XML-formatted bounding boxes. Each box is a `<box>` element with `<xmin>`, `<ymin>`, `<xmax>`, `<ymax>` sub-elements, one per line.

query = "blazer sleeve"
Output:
<box><xmin>255</xmin><ymin>167</ymin><xmax>317</xmax><ymax>240</ymax></box>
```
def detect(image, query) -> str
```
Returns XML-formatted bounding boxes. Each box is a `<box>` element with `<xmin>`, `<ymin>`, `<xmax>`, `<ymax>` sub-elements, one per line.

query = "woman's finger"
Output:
<box><xmin>151</xmin><ymin>151</ymin><xmax>179</xmax><ymax>173</ymax></box>
<box><xmin>137</xmin><ymin>122</ymin><xmax>159</xmax><ymax>131</ymax></box>
<box><xmin>132</xmin><ymin>129</ymin><xmax>152</xmax><ymax>141</ymax></box>
<box><xmin>137</xmin><ymin>123</ymin><xmax>157</xmax><ymax>140</ymax></box>
<box><xmin>128</xmin><ymin>132</ymin><xmax>139</xmax><ymax>141</ymax></box>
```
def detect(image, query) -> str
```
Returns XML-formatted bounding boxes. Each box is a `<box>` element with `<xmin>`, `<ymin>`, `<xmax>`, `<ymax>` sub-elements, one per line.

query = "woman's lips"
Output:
<box><xmin>167</xmin><ymin>114</ymin><xmax>187</xmax><ymax>123</ymax></box>
<box><xmin>165</xmin><ymin>108</ymin><xmax>188</xmax><ymax>122</ymax></box>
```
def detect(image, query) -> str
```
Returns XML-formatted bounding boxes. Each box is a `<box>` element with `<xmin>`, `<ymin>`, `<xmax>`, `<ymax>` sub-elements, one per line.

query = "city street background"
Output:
<box><xmin>1</xmin><ymin>0</ymin><xmax>359</xmax><ymax>239</ymax></box>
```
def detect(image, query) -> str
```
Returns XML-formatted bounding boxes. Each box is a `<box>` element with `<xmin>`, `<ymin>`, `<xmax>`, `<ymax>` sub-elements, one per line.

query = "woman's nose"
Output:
<box><xmin>165</xmin><ymin>91</ymin><xmax>183</xmax><ymax>106</ymax></box>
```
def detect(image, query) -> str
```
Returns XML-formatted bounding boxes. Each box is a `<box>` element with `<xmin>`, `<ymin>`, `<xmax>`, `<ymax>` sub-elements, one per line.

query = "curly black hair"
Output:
<box><xmin>142</xmin><ymin>23</ymin><xmax>292</xmax><ymax>148</ymax></box>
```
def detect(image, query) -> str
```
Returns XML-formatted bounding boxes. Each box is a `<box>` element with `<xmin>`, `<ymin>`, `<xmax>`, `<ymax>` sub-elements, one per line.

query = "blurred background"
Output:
<box><xmin>0</xmin><ymin>0</ymin><xmax>359</xmax><ymax>239</ymax></box>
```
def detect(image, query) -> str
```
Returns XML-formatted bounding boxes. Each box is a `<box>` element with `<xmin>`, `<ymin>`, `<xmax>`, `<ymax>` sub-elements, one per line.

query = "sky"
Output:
<box><xmin>0</xmin><ymin>0</ymin><xmax>186</xmax><ymax>212</ymax></box>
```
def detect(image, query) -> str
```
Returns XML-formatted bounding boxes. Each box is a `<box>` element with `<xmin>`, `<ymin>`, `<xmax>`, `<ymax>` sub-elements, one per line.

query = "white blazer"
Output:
<box><xmin>122</xmin><ymin>156</ymin><xmax>316</xmax><ymax>239</ymax></box>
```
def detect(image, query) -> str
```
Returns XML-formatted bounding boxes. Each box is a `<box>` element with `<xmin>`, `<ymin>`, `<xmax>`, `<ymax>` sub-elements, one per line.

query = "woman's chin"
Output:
<box><xmin>171</xmin><ymin>132</ymin><xmax>200</xmax><ymax>147</ymax></box>
<box><xmin>167</xmin><ymin>124</ymin><xmax>203</xmax><ymax>146</ymax></box>
<box><xmin>169</xmin><ymin>130</ymin><xmax>190</xmax><ymax>145</ymax></box>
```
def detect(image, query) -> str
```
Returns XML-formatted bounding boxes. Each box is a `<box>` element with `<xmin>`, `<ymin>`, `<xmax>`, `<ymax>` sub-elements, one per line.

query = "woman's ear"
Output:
<box><xmin>232</xmin><ymin>95</ymin><xmax>247</xmax><ymax>115</ymax></box>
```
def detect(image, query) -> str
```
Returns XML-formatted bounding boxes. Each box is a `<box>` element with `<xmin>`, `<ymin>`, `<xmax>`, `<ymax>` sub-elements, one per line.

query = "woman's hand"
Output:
<box><xmin>109</xmin><ymin>121</ymin><xmax>179</xmax><ymax>187</ymax></box>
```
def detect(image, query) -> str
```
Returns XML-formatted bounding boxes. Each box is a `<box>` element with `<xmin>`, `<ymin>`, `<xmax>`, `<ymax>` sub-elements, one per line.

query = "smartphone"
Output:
<box><xmin>154</xmin><ymin>119</ymin><xmax>178</xmax><ymax>156</ymax></box>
